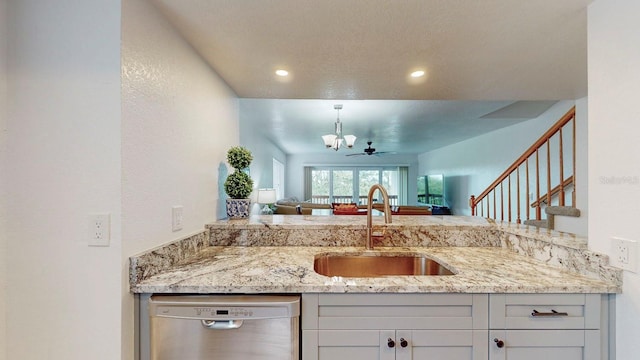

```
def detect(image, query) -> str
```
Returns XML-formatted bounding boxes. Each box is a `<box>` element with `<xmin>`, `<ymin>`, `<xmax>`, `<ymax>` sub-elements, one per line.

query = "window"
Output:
<box><xmin>311</xmin><ymin>169</ymin><xmax>330</xmax><ymax>204</ymax></box>
<box><xmin>426</xmin><ymin>174</ymin><xmax>444</xmax><ymax>205</ymax></box>
<box><xmin>306</xmin><ymin>166</ymin><xmax>406</xmax><ymax>205</ymax></box>
<box><xmin>358</xmin><ymin>170</ymin><xmax>379</xmax><ymax>204</ymax></box>
<box><xmin>332</xmin><ymin>170</ymin><xmax>354</xmax><ymax>204</ymax></box>
<box><xmin>417</xmin><ymin>174</ymin><xmax>444</xmax><ymax>205</ymax></box>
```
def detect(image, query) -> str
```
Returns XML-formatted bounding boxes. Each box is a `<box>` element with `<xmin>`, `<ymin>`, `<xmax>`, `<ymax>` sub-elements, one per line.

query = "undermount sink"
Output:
<box><xmin>313</xmin><ymin>252</ymin><xmax>455</xmax><ymax>277</ymax></box>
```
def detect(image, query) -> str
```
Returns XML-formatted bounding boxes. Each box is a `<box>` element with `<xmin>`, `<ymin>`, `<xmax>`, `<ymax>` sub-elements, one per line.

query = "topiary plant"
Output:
<box><xmin>226</xmin><ymin>146</ymin><xmax>253</xmax><ymax>170</ymax></box>
<box><xmin>224</xmin><ymin>171</ymin><xmax>253</xmax><ymax>199</ymax></box>
<box><xmin>224</xmin><ymin>146</ymin><xmax>254</xmax><ymax>199</ymax></box>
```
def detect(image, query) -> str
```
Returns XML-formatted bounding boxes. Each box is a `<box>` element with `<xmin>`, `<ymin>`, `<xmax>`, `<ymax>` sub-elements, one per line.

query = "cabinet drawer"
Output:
<box><xmin>303</xmin><ymin>293</ymin><xmax>488</xmax><ymax>330</ymax></box>
<box><xmin>490</xmin><ymin>294</ymin><xmax>600</xmax><ymax>330</ymax></box>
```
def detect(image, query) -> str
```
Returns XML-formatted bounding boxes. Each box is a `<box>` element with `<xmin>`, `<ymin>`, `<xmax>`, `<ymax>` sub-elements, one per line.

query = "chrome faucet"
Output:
<box><xmin>366</xmin><ymin>184</ymin><xmax>393</xmax><ymax>250</ymax></box>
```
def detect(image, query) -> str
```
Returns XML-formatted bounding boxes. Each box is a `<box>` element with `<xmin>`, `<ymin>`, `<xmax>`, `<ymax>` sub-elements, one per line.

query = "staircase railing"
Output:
<box><xmin>530</xmin><ymin>175</ymin><xmax>574</xmax><ymax>208</ymax></box>
<box><xmin>469</xmin><ymin>107</ymin><xmax>577</xmax><ymax>223</ymax></box>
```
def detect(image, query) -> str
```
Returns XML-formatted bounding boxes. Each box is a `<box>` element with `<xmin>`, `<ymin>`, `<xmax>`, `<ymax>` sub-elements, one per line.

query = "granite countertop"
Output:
<box><xmin>131</xmin><ymin>246</ymin><xmax>618</xmax><ymax>294</ymax></box>
<box><xmin>129</xmin><ymin>215</ymin><xmax>622</xmax><ymax>294</ymax></box>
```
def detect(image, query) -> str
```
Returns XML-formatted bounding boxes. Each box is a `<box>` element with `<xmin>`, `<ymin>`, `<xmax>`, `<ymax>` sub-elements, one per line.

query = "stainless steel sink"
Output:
<box><xmin>313</xmin><ymin>252</ymin><xmax>455</xmax><ymax>277</ymax></box>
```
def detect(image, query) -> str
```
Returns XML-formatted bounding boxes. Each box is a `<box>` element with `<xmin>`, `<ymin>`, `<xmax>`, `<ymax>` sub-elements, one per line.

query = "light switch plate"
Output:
<box><xmin>172</xmin><ymin>206</ymin><xmax>184</xmax><ymax>232</ymax></box>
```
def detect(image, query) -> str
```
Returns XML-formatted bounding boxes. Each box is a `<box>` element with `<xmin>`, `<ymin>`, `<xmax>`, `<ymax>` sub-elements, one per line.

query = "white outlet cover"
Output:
<box><xmin>611</xmin><ymin>237</ymin><xmax>637</xmax><ymax>272</ymax></box>
<box><xmin>89</xmin><ymin>213</ymin><xmax>110</xmax><ymax>247</ymax></box>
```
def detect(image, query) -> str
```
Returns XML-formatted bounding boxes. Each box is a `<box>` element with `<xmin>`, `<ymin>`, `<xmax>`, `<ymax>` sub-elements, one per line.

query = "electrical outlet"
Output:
<box><xmin>172</xmin><ymin>206</ymin><xmax>184</xmax><ymax>232</ymax></box>
<box><xmin>89</xmin><ymin>213</ymin><xmax>110</xmax><ymax>247</ymax></box>
<box><xmin>611</xmin><ymin>237</ymin><xmax>637</xmax><ymax>272</ymax></box>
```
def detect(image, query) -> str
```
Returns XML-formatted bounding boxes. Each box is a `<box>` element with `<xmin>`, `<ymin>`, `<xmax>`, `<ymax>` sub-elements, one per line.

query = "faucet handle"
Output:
<box><xmin>371</xmin><ymin>226</ymin><xmax>386</xmax><ymax>237</ymax></box>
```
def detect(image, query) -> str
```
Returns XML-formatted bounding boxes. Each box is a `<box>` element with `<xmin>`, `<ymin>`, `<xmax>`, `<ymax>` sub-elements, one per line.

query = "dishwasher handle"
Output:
<box><xmin>201</xmin><ymin>319</ymin><xmax>244</xmax><ymax>330</ymax></box>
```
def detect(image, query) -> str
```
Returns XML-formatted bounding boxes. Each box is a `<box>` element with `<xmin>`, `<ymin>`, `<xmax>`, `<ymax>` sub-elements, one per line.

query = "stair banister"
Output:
<box><xmin>470</xmin><ymin>107</ymin><xmax>577</xmax><ymax>222</ymax></box>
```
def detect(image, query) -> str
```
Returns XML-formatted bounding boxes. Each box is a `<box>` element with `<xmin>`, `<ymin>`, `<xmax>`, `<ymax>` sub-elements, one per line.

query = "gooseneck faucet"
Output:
<box><xmin>366</xmin><ymin>184</ymin><xmax>393</xmax><ymax>250</ymax></box>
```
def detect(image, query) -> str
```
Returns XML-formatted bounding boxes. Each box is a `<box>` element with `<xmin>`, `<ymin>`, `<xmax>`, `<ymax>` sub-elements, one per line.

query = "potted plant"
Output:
<box><xmin>224</xmin><ymin>146</ymin><xmax>254</xmax><ymax>218</ymax></box>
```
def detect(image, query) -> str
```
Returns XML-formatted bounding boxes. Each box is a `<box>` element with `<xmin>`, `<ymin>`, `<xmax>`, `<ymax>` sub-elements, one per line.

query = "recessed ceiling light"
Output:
<box><xmin>275</xmin><ymin>69</ymin><xmax>289</xmax><ymax>77</ymax></box>
<box><xmin>410</xmin><ymin>70</ymin><xmax>425</xmax><ymax>78</ymax></box>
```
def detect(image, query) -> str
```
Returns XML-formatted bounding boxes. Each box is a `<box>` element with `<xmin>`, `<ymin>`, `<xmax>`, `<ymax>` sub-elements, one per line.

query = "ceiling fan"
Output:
<box><xmin>346</xmin><ymin>141</ymin><xmax>395</xmax><ymax>157</ymax></box>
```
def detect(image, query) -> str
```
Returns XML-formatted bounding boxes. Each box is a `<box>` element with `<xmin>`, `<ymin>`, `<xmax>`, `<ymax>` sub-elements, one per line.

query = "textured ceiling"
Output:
<box><xmin>150</xmin><ymin>0</ymin><xmax>591</xmax><ymax>154</ymax></box>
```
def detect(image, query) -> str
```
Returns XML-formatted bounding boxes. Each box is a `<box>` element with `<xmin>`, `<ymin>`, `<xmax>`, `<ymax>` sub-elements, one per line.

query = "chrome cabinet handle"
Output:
<box><xmin>531</xmin><ymin>309</ymin><xmax>569</xmax><ymax>317</ymax></box>
<box><xmin>201</xmin><ymin>319</ymin><xmax>244</xmax><ymax>330</ymax></box>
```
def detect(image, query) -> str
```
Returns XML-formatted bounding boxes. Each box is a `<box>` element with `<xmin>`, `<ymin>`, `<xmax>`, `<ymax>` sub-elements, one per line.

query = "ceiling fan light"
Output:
<box><xmin>344</xmin><ymin>135</ymin><xmax>357</xmax><ymax>148</ymax></box>
<box><xmin>322</xmin><ymin>134</ymin><xmax>337</xmax><ymax>148</ymax></box>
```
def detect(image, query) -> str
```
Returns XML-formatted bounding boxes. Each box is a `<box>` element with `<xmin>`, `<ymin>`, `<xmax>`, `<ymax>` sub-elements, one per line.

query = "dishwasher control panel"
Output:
<box><xmin>152</xmin><ymin>304</ymin><xmax>293</xmax><ymax>320</ymax></box>
<box><xmin>153</xmin><ymin>305</ymin><xmax>292</xmax><ymax>320</ymax></box>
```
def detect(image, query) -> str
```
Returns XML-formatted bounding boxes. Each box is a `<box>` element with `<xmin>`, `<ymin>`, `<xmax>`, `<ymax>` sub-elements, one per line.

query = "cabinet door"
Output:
<box><xmin>303</xmin><ymin>330</ymin><xmax>395</xmax><ymax>360</ymax></box>
<box><xmin>308</xmin><ymin>329</ymin><xmax>488</xmax><ymax>360</ymax></box>
<box><xmin>489</xmin><ymin>330</ymin><xmax>600</xmax><ymax>360</ymax></box>
<box><xmin>396</xmin><ymin>330</ymin><xmax>488</xmax><ymax>360</ymax></box>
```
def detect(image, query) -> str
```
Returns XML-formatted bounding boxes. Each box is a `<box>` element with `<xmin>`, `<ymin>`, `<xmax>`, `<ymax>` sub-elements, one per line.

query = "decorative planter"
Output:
<box><xmin>226</xmin><ymin>198</ymin><xmax>251</xmax><ymax>219</ymax></box>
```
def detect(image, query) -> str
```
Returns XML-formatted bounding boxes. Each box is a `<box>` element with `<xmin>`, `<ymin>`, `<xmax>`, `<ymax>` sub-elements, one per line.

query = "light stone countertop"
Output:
<box><xmin>129</xmin><ymin>215</ymin><xmax>622</xmax><ymax>294</ymax></box>
<box><xmin>131</xmin><ymin>245</ymin><xmax>619</xmax><ymax>294</ymax></box>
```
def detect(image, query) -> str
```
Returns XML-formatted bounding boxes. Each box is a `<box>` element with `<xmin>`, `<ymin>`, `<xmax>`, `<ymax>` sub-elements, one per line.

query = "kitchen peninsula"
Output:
<box><xmin>130</xmin><ymin>215</ymin><xmax>621</xmax><ymax>359</ymax></box>
<box><xmin>130</xmin><ymin>215</ymin><xmax>620</xmax><ymax>294</ymax></box>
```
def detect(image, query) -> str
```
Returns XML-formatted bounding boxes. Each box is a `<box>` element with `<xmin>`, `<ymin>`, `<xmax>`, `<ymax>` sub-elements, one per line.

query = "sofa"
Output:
<box><xmin>273</xmin><ymin>204</ymin><xmax>312</xmax><ymax>215</ymax></box>
<box><xmin>274</xmin><ymin>197</ymin><xmax>326</xmax><ymax>215</ymax></box>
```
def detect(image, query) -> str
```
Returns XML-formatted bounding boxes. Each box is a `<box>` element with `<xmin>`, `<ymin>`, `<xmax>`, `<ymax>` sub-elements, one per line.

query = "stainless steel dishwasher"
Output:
<box><xmin>149</xmin><ymin>295</ymin><xmax>300</xmax><ymax>360</ymax></box>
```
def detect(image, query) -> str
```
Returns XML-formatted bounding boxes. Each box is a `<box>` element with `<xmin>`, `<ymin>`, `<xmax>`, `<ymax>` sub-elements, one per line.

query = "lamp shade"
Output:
<box><xmin>343</xmin><ymin>135</ymin><xmax>357</xmax><ymax>148</ymax></box>
<box><xmin>332</xmin><ymin>138</ymin><xmax>343</xmax><ymax>150</ymax></box>
<box><xmin>322</xmin><ymin>134</ymin><xmax>337</xmax><ymax>148</ymax></box>
<box><xmin>257</xmin><ymin>188</ymin><xmax>277</xmax><ymax>204</ymax></box>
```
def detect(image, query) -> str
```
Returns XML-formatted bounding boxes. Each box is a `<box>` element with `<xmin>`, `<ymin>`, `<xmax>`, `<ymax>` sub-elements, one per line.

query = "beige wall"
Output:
<box><xmin>121</xmin><ymin>0</ymin><xmax>239</xmax><ymax>357</ymax></box>
<box><xmin>588</xmin><ymin>0</ymin><xmax>640</xmax><ymax>357</ymax></box>
<box><xmin>0</xmin><ymin>0</ymin><xmax>7</xmax><ymax>358</ymax></box>
<box><xmin>5</xmin><ymin>1</ymin><xmax>122</xmax><ymax>359</ymax></box>
<box><xmin>4</xmin><ymin>0</ymin><xmax>239</xmax><ymax>358</ymax></box>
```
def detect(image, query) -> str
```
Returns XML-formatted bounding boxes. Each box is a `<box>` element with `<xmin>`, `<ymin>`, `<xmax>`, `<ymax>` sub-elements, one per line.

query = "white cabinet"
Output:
<box><xmin>488</xmin><ymin>329</ymin><xmax>599</xmax><ymax>360</ymax></box>
<box><xmin>302</xmin><ymin>294</ymin><xmax>489</xmax><ymax>360</ymax></box>
<box><xmin>395</xmin><ymin>330</ymin><xmax>487</xmax><ymax>360</ymax></box>
<box><xmin>304</xmin><ymin>329</ymin><xmax>487</xmax><ymax>360</ymax></box>
<box><xmin>301</xmin><ymin>293</ymin><xmax>607</xmax><ymax>360</ymax></box>
<box><xmin>488</xmin><ymin>294</ymin><xmax>603</xmax><ymax>360</ymax></box>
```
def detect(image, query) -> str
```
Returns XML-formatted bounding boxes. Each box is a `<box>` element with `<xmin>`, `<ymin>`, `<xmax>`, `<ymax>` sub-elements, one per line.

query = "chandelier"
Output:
<box><xmin>321</xmin><ymin>104</ymin><xmax>357</xmax><ymax>151</ymax></box>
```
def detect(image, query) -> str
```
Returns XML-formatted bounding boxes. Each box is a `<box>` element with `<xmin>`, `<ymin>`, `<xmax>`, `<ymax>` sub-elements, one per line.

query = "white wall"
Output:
<box><xmin>5</xmin><ymin>1</ymin><xmax>122</xmax><ymax>359</ymax></box>
<box><xmin>121</xmin><ymin>0</ymin><xmax>239</xmax><ymax>356</ymax></box>
<box><xmin>239</xmin><ymin>100</ymin><xmax>287</xmax><ymax>192</ymax></box>
<box><xmin>0</xmin><ymin>0</ymin><xmax>7</xmax><ymax>359</ymax></box>
<box><xmin>286</xmin><ymin>153</ymin><xmax>419</xmax><ymax>204</ymax></box>
<box><xmin>417</xmin><ymin>100</ymin><xmax>578</xmax><ymax>217</ymax></box>
<box><xmin>588</xmin><ymin>0</ymin><xmax>640</xmax><ymax>357</ymax></box>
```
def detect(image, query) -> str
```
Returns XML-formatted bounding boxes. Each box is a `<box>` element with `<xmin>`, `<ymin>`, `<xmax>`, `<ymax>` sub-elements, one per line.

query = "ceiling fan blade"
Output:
<box><xmin>372</xmin><ymin>151</ymin><xmax>397</xmax><ymax>156</ymax></box>
<box><xmin>345</xmin><ymin>153</ymin><xmax>366</xmax><ymax>157</ymax></box>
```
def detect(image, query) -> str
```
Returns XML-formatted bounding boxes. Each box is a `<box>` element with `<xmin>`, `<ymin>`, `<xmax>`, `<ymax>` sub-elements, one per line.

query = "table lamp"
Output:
<box><xmin>257</xmin><ymin>188</ymin><xmax>277</xmax><ymax>215</ymax></box>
